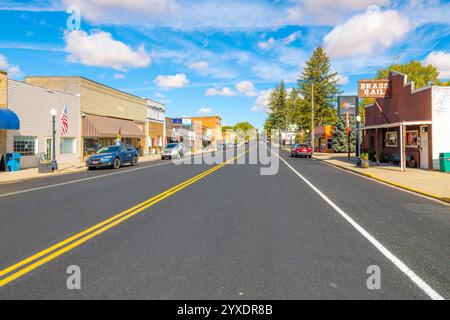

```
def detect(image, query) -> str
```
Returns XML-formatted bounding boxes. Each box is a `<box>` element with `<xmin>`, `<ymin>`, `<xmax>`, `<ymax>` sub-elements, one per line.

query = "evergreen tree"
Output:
<box><xmin>297</xmin><ymin>46</ymin><xmax>340</xmax><ymax>130</ymax></box>
<box><xmin>286</xmin><ymin>87</ymin><xmax>303</xmax><ymax>130</ymax></box>
<box><xmin>267</xmin><ymin>80</ymin><xmax>288</xmax><ymax>130</ymax></box>
<box><xmin>331</xmin><ymin>116</ymin><xmax>356</xmax><ymax>153</ymax></box>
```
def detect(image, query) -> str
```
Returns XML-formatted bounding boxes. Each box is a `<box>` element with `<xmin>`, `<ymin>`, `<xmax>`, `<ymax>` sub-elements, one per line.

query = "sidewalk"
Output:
<box><xmin>0</xmin><ymin>154</ymin><xmax>161</xmax><ymax>185</ymax></box>
<box><xmin>313</xmin><ymin>152</ymin><xmax>450</xmax><ymax>203</ymax></box>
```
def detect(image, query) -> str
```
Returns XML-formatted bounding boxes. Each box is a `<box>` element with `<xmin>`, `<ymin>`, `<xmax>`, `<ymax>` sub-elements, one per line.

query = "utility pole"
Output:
<box><xmin>311</xmin><ymin>82</ymin><xmax>315</xmax><ymax>155</ymax></box>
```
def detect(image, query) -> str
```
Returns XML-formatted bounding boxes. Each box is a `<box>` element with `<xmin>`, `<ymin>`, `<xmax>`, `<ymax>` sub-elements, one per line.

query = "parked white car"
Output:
<box><xmin>161</xmin><ymin>143</ymin><xmax>186</xmax><ymax>160</ymax></box>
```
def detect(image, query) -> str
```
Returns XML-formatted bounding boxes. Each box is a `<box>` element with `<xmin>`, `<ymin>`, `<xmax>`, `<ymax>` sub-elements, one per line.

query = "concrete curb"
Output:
<box><xmin>313</xmin><ymin>156</ymin><xmax>450</xmax><ymax>204</ymax></box>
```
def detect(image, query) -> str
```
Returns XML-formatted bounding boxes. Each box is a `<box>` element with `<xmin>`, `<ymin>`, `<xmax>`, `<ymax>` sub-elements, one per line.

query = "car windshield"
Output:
<box><xmin>298</xmin><ymin>145</ymin><xmax>310</xmax><ymax>148</ymax></box>
<box><xmin>97</xmin><ymin>146</ymin><xmax>121</xmax><ymax>153</ymax></box>
<box><xmin>166</xmin><ymin>144</ymin><xmax>178</xmax><ymax>149</ymax></box>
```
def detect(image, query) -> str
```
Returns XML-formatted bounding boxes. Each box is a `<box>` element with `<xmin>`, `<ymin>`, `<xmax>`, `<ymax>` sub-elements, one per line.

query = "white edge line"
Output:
<box><xmin>275</xmin><ymin>152</ymin><xmax>445</xmax><ymax>301</ymax></box>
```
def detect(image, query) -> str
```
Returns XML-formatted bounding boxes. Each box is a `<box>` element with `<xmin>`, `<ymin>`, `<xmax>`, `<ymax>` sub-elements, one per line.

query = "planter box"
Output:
<box><xmin>38</xmin><ymin>162</ymin><xmax>53</xmax><ymax>173</ymax></box>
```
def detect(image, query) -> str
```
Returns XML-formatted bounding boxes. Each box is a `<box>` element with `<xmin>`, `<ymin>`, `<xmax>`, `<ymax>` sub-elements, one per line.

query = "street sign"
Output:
<box><xmin>338</xmin><ymin>96</ymin><xmax>358</xmax><ymax>116</ymax></box>
<box><xmin>358</xmin><ymin>79</ymin><xmax>391</xmax><ymax>98</ymax></box>
<box><xmin>182</xmin><ymin>118</ymin><xmax>192</xmax><ymax>127</ymax></box>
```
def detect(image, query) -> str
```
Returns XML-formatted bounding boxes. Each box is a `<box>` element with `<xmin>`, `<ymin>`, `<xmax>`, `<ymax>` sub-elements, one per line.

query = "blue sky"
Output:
<box><xmin>0</xmin><ymin>0</ymin><xmax>449</xmax><ymax>129</ymax></box>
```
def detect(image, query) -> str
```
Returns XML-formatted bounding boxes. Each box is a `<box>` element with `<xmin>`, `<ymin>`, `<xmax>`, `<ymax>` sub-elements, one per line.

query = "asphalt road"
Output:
<box><xmin>0</xmin><ymin>143</ymin><xmax>449</xmax><ymax>299</ymax></box>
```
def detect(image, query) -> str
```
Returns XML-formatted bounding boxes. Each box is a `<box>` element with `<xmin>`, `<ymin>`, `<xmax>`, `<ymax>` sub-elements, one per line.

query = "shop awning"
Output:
<box><xmin>0</xmin><ymin>109</ymin><xmax>20</xmax><ymax>130</ymax></box>
<box><xmin>83</xmin><ymin>114</ymin><xmax>145</xmax><ymax>138</ymax></box>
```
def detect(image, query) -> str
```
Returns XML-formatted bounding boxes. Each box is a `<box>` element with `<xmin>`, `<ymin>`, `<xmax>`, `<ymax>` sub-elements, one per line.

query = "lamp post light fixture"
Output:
<box><xmin>50</xmin><ymin>108</ymin><xmax>58</xmax><ymax>172</ymax></box>
<box><xmin>356</xmin><ymin>115</ymin><xmax>362</xmax><ymax>158</ymax></box>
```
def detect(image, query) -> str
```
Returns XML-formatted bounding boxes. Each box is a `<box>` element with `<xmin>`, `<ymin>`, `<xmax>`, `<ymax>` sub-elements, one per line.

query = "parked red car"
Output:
<box><xmin>290</xmin><ymin>144</ymin><xmax>313</xmax><ymax>158</ymax></box>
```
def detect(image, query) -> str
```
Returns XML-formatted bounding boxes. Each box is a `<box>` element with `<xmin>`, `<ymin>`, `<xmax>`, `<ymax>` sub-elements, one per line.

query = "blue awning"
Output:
<box><xmin>0</xmin><ymin>109</ymin><xmax>20</xmax><ymax>130</ymax></box>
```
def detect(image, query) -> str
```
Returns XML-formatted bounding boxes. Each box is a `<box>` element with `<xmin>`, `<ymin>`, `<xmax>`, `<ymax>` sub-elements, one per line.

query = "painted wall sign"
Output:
<box><xmin>358</xmin><ymin>80</ymin><xmax>391</xmax><ymax>98</ymax></box>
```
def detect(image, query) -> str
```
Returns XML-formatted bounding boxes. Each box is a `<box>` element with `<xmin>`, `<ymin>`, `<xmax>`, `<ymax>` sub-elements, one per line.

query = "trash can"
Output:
<box><xmin>439</xmin><ymin>153</ymin><xmax>450</xmax><ymax>173</ymax></box>
<box><xmin>6</xmin><ymin>152</ymin><xmax>21</xmax><ymax>172</ymax></box>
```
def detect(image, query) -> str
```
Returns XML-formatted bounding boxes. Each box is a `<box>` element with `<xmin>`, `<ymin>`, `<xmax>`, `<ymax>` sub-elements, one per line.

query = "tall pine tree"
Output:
<box><xmin>267</xmin><ymin>80</ymin><xmax>288</xmax><ymax>130</ymax></box>
<box><xmin>297</xmin><ymin>46</ymin><xmax>339</xmax><ymax>130</ymax></box>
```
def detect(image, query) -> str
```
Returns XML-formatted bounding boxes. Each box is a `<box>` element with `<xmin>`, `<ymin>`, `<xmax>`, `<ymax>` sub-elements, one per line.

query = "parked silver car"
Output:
<box><xmin>161</xmin><ymin>143</ymin><xmax>186</xmax><ymax>160</ymax></box>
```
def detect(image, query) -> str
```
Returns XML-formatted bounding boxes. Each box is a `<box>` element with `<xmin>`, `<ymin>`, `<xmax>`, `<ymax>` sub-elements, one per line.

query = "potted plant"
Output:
<box><xmin>361</xmin><ymin>153</ymin><xmax>370</xmax><ymax>168</ymax></box>
<box><xmin>36</xmin><ymin>153</ymin><xmax>53</xmax><ymax>173</ymax></box>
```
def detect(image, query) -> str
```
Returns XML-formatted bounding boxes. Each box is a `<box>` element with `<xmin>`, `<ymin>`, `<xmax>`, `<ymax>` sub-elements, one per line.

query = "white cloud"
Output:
<box><xmin>0</xmin><ymin>54</ymin><xmax>21</xmax><ymax>77</ymax></box>
<box><xmin>283</xmin><ymin>31</ymin><xmax>302</xmax><ymax>45</ymax></box>
<box><xmin>205</xmin><ymin>87</ymin><xmax>235</xmax><ymax>97</ymax></box>
<box><xmin>323</xmin><ymin>6</ymin><xmax>411</xmax><ymax>58</ymax></box>
<box><xmin>154</xmin><ymin>73</ymin><xmax>189</xmax><ymax>89</ymax></box>
<box><xmin>197</xmin><ymin>107</ymin><xmax>213</xmax><ymax>115</ymax></box>
<box><xmin>113</xmin><ymin>73</ymin><xmax>126</xmax><ymax>79</ymax></box>
<box><xmin>286</xmin><ymin>0</ymin><xmax>390</xmax><ymax>25</ymax></box>
<box><xmin>423</xmin><ymin>51</ymin><xmax>450</xmax><ymax>79</ymax></box>
<box><xmin>236</xmin><ymin>81</ymin><xmax>258</xmax><ymax>97</ymax></box>
<box><xmin>64</xmin><ymin>30</ymin><xmax>151</xmax><ymax>71</ymax></box>
<box><xmin>251</xmin><ymin>89</ymin><xmax>273</xmax><ymax>113</ymax></box>
<box><xmin>258</xmin><ymin>37</ymin><xmax>275</xmax><ymax>51</ymax></box>
<box><xmin>63</xmin><ymin>0</ymin><xmax>285</xmax><ymax>30</ymax></box>
<box><xmin>64</xmin><ymin>0</ymin><xmax>179</xmax><ymax>24</ymax></box>
<box><xmin>335</xmin><ymin>74</ymin><xmax>349</xmax><ymax>85</ymax></box>
<box><xmin>189</xmin><ymin>61</ymin><xmax>209</xmax><ymax>70</ymax></box>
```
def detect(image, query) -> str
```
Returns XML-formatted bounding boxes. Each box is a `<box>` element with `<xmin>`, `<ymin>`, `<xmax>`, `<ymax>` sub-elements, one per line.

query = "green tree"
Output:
<box><xmin>331</xmin><ymin>116</ymin><xmax>356</xmax><ymax>153</ymax></box>
<box><xmin>267</xmin><ymin>80</ymin><xmax>288</xmax><ymax>130</ymax></box>
<box><xmin>233</xmin><ymin>122</ymin><xmax>256</xmax><ymax>141</ymax></box>
<box><xmin>286</xmin><ymin>87</ymin><xmax>304</xmax><ymax>130</ymax></box>
<box><xmin>298</xmin><ymin>46</ymin><xmax>340</xmax><ymax>130</ymax></box>
<box><xmin>376</xmin><ymin>60</ymin><xmax>443</xmax><ymax>89</ymax></box>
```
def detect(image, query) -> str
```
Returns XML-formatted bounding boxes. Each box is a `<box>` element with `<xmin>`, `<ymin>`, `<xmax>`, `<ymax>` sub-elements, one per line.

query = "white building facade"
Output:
<box><xmin>6</xmin><ymin>80</ymin><xmax>81</xmax><ymax>169</ymax></box>
<box><xmin>146</xmin><ymin>99</ymin><xmax>166</xmax><ymax>155</ymax></box>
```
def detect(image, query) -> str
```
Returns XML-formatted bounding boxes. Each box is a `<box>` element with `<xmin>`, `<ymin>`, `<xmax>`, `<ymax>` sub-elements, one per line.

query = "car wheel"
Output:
<box><xmin>113</xmin><ymin>158</ymin><xmax>121</xmax><ymax>169</ymax></box>
<box><xmin>87</xmin><ymin>166</ymin><xmax>94</xmax><ymax>171</ymax></box>
<box><xmin>132</xmin><ymin>156</ymin><xmax>139</xmax><ymax>166</ymax></box>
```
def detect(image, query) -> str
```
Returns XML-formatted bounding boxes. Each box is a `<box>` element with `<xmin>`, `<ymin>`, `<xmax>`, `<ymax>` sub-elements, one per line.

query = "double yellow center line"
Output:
<box><xmin>0</xmin><ymin>150</ymin><xmax>249</xmax><ymax>288</ymax></box>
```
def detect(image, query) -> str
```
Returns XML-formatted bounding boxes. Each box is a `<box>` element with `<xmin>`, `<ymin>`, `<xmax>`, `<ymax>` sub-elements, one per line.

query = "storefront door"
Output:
<box><xmin>420</xmin><ymin>126</ymin><xmax>429</xmax><ymax>169</ymax></box>
<box><xmin>45</xmin><ymin>137</ymin><xmax>52</xmax><ymax>161</ymax></box>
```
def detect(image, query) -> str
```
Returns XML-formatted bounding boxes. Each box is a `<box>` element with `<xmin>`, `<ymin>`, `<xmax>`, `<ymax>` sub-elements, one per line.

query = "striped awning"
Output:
<box><xmin>83</xmin><ymin>114</ymin><xmax>144</xmax><ymax>138</ymax></box>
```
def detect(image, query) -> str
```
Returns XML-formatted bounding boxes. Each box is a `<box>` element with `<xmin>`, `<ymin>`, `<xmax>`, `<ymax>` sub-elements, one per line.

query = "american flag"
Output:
<box><xmin>60</xmin><ymin>106</ymin><xmax>69</xmax><ymax>136</ymax></box>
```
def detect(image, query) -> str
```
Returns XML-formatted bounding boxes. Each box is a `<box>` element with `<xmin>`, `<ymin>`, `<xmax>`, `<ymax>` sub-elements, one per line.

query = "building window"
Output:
<box><xmin>13</xmin><ymin>136</ymin><xmax>37</xmax><ymax>156</ymax></box>
<box><xmin>406</xmin><ymin>130</ymin><xmax>419</xmax><ymax>148</ymax></box>
<box><xmin>60</xmin><ymin>137</ymin><xmax>76</xmax><ymax>154</ymax></box>
<box><xmin>386</xmin><ymin>132</ymin><xmax>398</xmax><ymax>147</ymax></box>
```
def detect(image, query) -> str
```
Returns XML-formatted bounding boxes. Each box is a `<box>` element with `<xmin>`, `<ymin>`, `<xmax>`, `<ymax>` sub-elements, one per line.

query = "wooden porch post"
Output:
<box><xmin>375</xmin><ymin>128</ymin><xmax>379</xmax><ymax>165</ymax></box>
<box><xmin>400</xmin><ymin>124</ymin><xmax>406</xmax><ymax>172</ymax></box>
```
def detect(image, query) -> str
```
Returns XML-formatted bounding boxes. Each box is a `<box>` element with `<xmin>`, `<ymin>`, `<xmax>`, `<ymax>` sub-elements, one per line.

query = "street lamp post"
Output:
<box><xmin>311</xmin><ymin>82</ymin><xmax>315</xmax><ymax>155</ymax></box>
<box><xmin>356</xmin><ymin>115</ymin><xmax>362</xmax><ymax>159</ymax></box>
<box><xmin>50</xmin><ymin>108</ymin><xmax>58</xmax><ymax>172</ymax></box>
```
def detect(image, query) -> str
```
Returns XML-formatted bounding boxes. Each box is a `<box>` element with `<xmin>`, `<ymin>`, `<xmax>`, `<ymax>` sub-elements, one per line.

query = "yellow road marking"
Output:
<box><xmin>0</xmin><ymin>150</ymin><xmax>248</xmax><ymax>287</ymax></box>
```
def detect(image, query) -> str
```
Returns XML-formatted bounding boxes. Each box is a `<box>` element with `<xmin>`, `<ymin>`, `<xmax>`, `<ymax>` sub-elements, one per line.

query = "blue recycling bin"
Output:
<box><xmin>6</xmin><ymin>152</ymin><xmax>21</xmax><ymax>172</ymax></box>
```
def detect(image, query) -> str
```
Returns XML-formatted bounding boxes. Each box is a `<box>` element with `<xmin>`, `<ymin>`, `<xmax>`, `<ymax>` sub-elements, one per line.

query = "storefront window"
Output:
<box><xmin>406</xmin><ymin>130</ymin><xmax>419</xmax><ymax>147</ymax></box>
<box><xmin>14</xmin><ymin>136</ymin><xmax>37</xmax><ymax>156</ymax></box>
<box><xmin>386</xmin><ymin>132</ymin><xmax>397</xmax><ymax>147</ymax></box>
<box><xmin>60</xmin><ymin>137</ymin><xmax>76</xmax><ymax>154</ymax></box>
